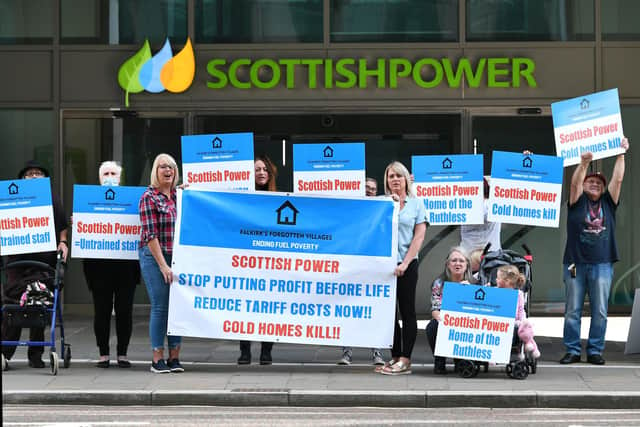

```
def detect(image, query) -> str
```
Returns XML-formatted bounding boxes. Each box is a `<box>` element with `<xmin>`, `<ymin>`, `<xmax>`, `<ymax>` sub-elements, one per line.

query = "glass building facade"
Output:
<box><xmin>1</xmin><ymin>0</ymin><xmax>638</xmax><ymax>315</ymax></box>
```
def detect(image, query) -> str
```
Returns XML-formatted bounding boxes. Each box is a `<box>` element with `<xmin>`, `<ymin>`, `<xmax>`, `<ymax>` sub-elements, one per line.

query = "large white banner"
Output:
<box><xmin>293</xmin><ymin>143</ymin><xmax>366</xmax><ymax>196</ymax></box>
<box><xmin>552</xmin><ymin>88</ymin><xmax>625</xmax><ymax>167</ymax></box>
<box><xmin>0</xmin><ymin>178</ymin><xmax>56</xmax><ymax>256</ymax></box>
<box><xmin>181</xmin><ymin>132</ymin><xmax>254</xmax><ymax>190</ymax></box>
<box><xmin>168</xmin><ymin>190</ymin><xmax>398</xmax><ymax>348</ymax></box>
<box><xmin>412</xmin><ymin>154</ymin><xmax>484</xmax><ymax>225</ymax></box>
<box><xmin>71</xmin><ymin>185</ymin><xmax>145</xmax><ymax>259</ymax></box>
<box><xmin>435</xmin><ymin>282</ymin><xmax>518</xmax><ymax>364</ymax></box>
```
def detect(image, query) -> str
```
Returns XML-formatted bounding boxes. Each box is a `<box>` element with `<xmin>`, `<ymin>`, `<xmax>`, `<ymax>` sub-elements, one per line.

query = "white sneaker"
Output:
<box><xmin>337</xmin><ymin>348</ymin><xmax>352</xmax><ymax>365</ymax></box>
<box><xmin>371</xmin><ymin>349</ymin><xmax>385</xmax><ymax>366</ymax></box>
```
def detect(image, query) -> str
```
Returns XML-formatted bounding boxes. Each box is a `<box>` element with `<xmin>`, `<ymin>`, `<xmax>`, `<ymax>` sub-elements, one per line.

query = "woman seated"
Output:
<box><xmin>425</xmin><ymin>246</ymin><xmax>474</xmax><ymax>375</ymax></box>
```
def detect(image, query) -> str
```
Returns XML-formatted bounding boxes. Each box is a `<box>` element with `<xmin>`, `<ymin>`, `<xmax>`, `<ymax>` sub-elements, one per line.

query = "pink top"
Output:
<box><xmin>515</xmin><ymin>290</ymin><xmax>526</xmax><ymax>323</ymax></box>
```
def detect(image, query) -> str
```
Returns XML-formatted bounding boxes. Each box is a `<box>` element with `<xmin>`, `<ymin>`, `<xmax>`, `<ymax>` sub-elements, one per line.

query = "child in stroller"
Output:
<box><xmin>453</xmin><ymin>246</ymin><xmax>539</xmax><ymax>379</ymax></box>
<box><xmin>495</xmin><ymin>265</ymin><xmax>541</xmax><ymax>363</ymax></box>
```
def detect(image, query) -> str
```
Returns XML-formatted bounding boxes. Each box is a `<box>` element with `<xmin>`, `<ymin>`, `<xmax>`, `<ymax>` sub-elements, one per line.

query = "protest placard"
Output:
<box><xmin>487</xmin><ymin>151</ymin><xmax>564</xmax><ymax>228</ymax></box>
<box><xmin>412</xmin><ymin>154</ymin><xmax>484</xmax><ymax>225</ymax></box>
<box><xmin>552</xmin><ymin>88</ymin><xmax>625</xmax><ymax>167</ymax></box>
<box><xmin>0</xmin><ymin>178</ymin><xmax>56</xmax><ymax>256</ymax></box>
<box><xmin>181</xmin><ymin>132</ymin><xmax>254</xmax><ymax>190</ymax></box>
<box><xmin>293</xmin><ymin>143</ymin><xmax>365</xmax><ymax>196</ymax></box>
<box><xmin>168</xmin><ymin>190</ymin><xmax>398</xmax><ymax>348</ymax></box>
<box><xmin>435</xmin><ymin>282</ymin><xmax>518</xmax><ymax>364</ymax></box>
<box><xmin>71</xmin><ymin>185</ymin><xmax>146</xmax><ymax>259</ymax></box>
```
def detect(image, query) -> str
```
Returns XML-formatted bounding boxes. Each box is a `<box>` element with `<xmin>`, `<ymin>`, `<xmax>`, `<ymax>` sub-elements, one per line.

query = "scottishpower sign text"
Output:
<box><xmin>206</xmin><ymin>57</ymin><xmax>537</xmax><ymax>90</ymax></box>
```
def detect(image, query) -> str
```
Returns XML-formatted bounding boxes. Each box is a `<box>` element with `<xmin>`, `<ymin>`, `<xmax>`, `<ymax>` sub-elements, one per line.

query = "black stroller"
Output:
<box><xmin>1</xmin><ymin>252</ymin><xmax>70</xmax><ymax>375</ymax></box>
<box><xmin>454</xmin><ymin>243</ymin><xmax>536</xmax><ymax>380</ymax></box>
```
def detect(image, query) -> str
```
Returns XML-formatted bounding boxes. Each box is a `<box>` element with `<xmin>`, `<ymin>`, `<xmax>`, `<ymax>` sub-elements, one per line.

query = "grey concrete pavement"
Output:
<box><xmin>2</xmin><ymin>315</ymin><xmax>640</xmax><ymax>408</ymax></box>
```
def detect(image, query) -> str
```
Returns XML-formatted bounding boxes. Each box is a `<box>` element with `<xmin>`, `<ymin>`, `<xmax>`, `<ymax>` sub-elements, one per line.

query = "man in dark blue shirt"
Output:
<box><xmin>560</xmin><ymin>138</ymin><xmax>629</xmax><ymax>365</ymax></box>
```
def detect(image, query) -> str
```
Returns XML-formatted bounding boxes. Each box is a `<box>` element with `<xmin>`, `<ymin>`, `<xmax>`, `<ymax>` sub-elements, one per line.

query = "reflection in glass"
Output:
<box><xmin>331</xmin><ymin>0</ymin><xmax>458</xmax><ymax>42</ymax></box>
<box><xmin>0</xmin><ymin>110</ymin><xmax>54</xmax><ymax>180</ymax></box>
<box><xmin>602</xmin><ymin>0</ymin><xmax>640</xmax><ymax>41</ymax></box>
<box><xmin>196</xmin><ymin>0</ymin><xmax>322</xmax><ymax>43</ymax></box>
<box><xmin>466</xmin><ymin>0</ymin><xmax>594</xmax><ymax>42</ymax></box>
<box><xmin>61</xmin><ymin>0</ymin><xmax>187</xmax><ymax>45</ymax></box>
<box><xmin>0</xmin><ymin>0</ymin><xmax>53</xmax><ymax>44</ymax></box>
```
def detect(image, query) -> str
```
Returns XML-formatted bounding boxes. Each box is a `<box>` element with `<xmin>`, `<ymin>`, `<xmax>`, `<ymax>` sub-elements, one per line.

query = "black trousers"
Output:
<box><xmin>426</xmin><ymin>319</ymin><xmax>439</xmax><ymax>352</ymax></box>
<box><xmin>91</xmin><ymin>281</ymin><xmax>136</xmax><ymax>356</ymax></box>
<box><xmin>426</xmin><ymin>318</ymin><xmax>448</xmax><ymax>368</ymax></box>
<box><xmin>239</xmin><ymin>341</ymin><xmax>273</xmax><ymax>354</ymax></box>
<box><xmin>392</xmin><ymin>259</ymin><xmax>418</xmax><ymax>359</ymax></box>
<box><xmin>1</xmin><ymin>322</ymin><xmax>45</xmax><ymax>361</ymax></box>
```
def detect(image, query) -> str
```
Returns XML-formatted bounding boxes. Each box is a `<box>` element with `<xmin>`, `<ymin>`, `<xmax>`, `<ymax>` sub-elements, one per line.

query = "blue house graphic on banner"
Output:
<box><xmin>276</xmin><ymin>201</ymin><xmax>299</xmax><ymax>225</ymax></box>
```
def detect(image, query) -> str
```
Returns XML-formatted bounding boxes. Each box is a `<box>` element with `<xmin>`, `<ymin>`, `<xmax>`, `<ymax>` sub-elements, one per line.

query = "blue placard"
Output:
<box><xmin>73</xmin><ymin>185</ymin><xmax>146</xmax><ymax>214</ymax></box>
<box><xmin>181</xmin><ymin>132</ymin><xmax>254</xmax><ymax>163</ymax></box>
<box><xmin>412</xmin><ymin>155</ymin><xmax>483</xmax><ymax>183</ymax></box>
<box><xmin>179</xmin><ymin>190</ymin><xmax>393</xmax><ymax>256</ymax></box>
<box><xmin>293</xmin><ymin>143</ymin><xmax>365</xmax><ymax>172</ymax></box>
<box><xmin>551</xmin><ymin>88</ymin><xmax>621</xmax><ymax>128</ymax></box>
<box><xmin>490</xmin><ymin>151</ymin><xmax>563</xmax><ymax>184</ymax></box>
<box><xmin>0</xmin><ymin>178</ymin><xmax>53</xmax><ymax>210</ymax></box>
<box><xmin>440</xmin><ymin>282</ymin><xmax>518</xmax><ymax>319</ymax></box>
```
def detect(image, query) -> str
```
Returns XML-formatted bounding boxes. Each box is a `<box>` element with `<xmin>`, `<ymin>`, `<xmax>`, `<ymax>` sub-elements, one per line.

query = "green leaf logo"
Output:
<box><xmin>118</xmin><ymin>39</ymin><xmax>152</xmax><ymax>107</ymax></box>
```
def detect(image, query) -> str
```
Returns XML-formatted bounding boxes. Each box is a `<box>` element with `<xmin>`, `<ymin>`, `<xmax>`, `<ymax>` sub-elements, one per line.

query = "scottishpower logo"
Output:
<box><xmin>118</xmin><ymin>38</ymin><xmax>195</xmax><ymax>107</ymax></box>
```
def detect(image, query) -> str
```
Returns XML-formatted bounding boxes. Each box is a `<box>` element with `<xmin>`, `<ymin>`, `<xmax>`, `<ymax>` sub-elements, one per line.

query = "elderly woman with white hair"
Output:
<box><xmin>378</xmin><ymin>161</ymin><xmax>428</xmax><ymax>376</ymax></box>
<box><xmin>83</xmin><ymin>161</ymin><xmax>140</xmax><ymax>368</ymax></box>
<box><xmin>138</xmin><ymin>154</ymin><xmax>183</xmax><ymax>374</ymax></box>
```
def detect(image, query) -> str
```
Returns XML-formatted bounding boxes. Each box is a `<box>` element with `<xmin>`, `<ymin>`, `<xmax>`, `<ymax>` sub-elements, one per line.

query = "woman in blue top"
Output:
<box><xmin>379</xmin><ymin>161</ymin><xmax>427</xmax><ymax>375</ymax></box>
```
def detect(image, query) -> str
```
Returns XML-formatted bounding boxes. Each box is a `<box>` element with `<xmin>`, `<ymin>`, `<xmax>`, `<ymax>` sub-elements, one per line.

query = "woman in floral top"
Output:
<box><xmin>425</xmin><ymin>246</ymin><xmax>473</xmax><ymax>375</ymax></box>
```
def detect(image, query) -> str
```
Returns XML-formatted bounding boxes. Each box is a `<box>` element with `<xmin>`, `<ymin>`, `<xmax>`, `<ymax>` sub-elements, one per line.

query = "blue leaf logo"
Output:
<box><xmin>138</xmin><ymin>38</ymin><xmax>173</xmax><ymax>93</ymax></box>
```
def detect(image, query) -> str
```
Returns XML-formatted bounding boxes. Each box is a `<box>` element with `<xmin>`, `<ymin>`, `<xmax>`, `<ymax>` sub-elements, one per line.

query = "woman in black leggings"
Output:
<box><xmin>83</xmin><ymin>161</ymin><xmax>139</xmax><ymax>368</ymax></box>
<box><xmin>378</xmin><ymin>161</ymin><xmax>427</xmax><ymax>376</ymax></box>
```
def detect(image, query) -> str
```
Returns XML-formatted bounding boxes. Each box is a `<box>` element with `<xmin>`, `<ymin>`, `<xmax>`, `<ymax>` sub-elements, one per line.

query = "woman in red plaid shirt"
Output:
<box><xmin>138</xmin><ymin>153</ymin><xmax>184</xmax><ymax>374</ymax></box>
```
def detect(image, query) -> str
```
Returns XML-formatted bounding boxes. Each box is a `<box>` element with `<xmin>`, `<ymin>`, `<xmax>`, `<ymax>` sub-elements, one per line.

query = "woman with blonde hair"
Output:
<box><xmin>138</xmin><ymin>153</ymin><xmax>183</xmax><ymax>373</ymax></box>
<box><xmin>378</xmin><ymin>161</ymin><xmax>427</xmax><ymax>375</ymax></box>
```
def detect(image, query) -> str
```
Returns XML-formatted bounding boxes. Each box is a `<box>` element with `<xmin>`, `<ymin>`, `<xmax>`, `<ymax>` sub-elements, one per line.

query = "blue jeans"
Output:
<box><xmin>562</xmin><ymin>263</ymin><xmax>613</xmax><ymax>356</ymax></box>
<box><xmin>139</xmin><ymin>246</ymin><xmax>181</xmax><ymax>351</ymax></box>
